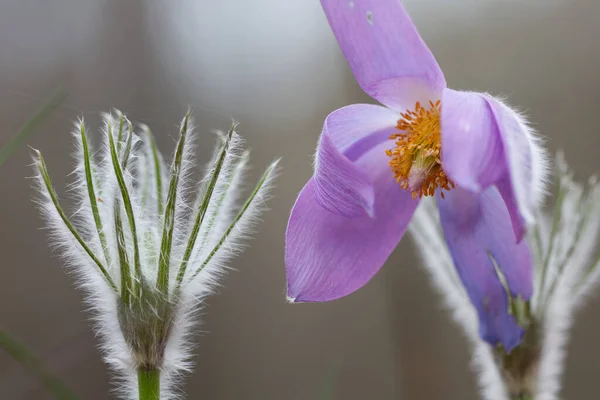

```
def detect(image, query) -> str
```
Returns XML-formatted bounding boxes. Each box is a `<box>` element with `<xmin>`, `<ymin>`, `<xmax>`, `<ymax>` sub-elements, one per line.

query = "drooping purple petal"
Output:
<box><xmin>286</xmin><ymin>142</ymin><xmax>419</xmax><ymax>302</ymax></box>
<box><xmin>320</xmin><ymin>0</ymin><xmax>445</xmax><ymax>110</ymax></box>
<box><xmin>495</xmin><ymin>173</ymin><xmax>526</xmax><ymax>242</ymax></box>
<box><xmin>436</xmin><ymin>187</ymin><xmax>532</xmax><ymax>351</ymax></box>
<box><xmin>485</xmin><ymin>95</ymin><xmax>548</xmax><ymax>227</ymax></box>
<box><xmin>313</xmin><ymin>104</ymin><xmax>399</xmax><ymax>217</ymax></box>
<box><xmin>441</xmin><ymin>89</ymin><xmax>540</xmax><ymax>240</ymax></box>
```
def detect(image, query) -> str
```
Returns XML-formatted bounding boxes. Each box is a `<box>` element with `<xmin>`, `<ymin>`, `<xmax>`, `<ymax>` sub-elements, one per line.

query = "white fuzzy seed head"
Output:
<box><xmin>32</xmin><ymin>110</ymin><xmax>279</xmax><ymax>399</ymax></box>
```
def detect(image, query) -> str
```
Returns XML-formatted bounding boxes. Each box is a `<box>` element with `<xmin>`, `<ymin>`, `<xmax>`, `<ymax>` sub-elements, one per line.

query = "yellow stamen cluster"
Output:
<box><xmin>386</xmin><ymin>100</ymin><xmax>455</xmax><ymax>199</ymax></box>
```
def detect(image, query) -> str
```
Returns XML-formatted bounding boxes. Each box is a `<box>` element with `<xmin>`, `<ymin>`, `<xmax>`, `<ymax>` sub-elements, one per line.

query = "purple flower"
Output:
<box><xmin>285</xmin><ymin>0</ymin><xmax>548</xmax><ymax>351</ymax></box>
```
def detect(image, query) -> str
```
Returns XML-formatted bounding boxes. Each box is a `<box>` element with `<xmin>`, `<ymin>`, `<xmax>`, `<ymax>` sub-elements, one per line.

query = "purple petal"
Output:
<box><xmin>313</xmin><ymin>104</ymin><xmax>399</xmax><ymax>217</ymax></box>
<box><xmin>321</xmin><ymin>0</ymin><xmax>445</xmax><ymax>110</ymax></box>
<box><xmin>441</xmin><ymin>89</ymin><xmax>538</xmax><ymax>240</ymax></box>
<box><xmin>286</xmin><ymin>143</ymin><xmax>419</xmax><ymax>302</ymax></box>
<box><xmin>495</xmin><ymin>173</ymin><xmax>526</xmax><ymax>241</ymax></box>
<box><xmin>441</xmin><ymin>89</ymin><xmax>505</xmax><ymax>192</ymax></box>
<box><xmin>437</xmin><ymin>187</ymin><xmax>532</xmax><ymax>351</ymax></box>
<box><xmin>485</xmin><ymin>95</ymin><xmax>547</xmax><ymax>227</ymax></box>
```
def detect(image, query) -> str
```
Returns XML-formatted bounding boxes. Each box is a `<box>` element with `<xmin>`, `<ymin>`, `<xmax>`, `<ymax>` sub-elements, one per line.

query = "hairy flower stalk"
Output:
<box><xmin>32</xmin><ymin>110</ymin><xmax>278</xmax><ymax>399</ymax></box>
<box><xmin>409</xmin><ymin>153</ymin><xmax>600</xmax><ymax>400</ymax></box>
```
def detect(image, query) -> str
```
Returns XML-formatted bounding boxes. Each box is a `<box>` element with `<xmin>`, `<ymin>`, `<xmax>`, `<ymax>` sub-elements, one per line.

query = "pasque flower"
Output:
<box><xmin>410</xmin><ymin>154</ymin><xmax>600</xmax><ymax>400</ymax></box>
<box><xmin>33</xmin><ymin>110</ymin><xmax>278</xmax><ymax>399</ymax></box>
<box><xmin>285</xmin><ymin>0</ymin><xmax>548</xmax><ymax>351</ymax></box>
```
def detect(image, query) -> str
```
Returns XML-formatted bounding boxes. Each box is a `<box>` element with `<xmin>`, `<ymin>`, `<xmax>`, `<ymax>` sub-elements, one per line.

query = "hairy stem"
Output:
<box><xmin>138</xmin><ymin>367</ymin><xmax>160</xmax><ymax>400</ymax></box>
<box><xmin>495</xmin><ymin>323</ymin><xmax>541</xmax><ymax>400</ymax></box>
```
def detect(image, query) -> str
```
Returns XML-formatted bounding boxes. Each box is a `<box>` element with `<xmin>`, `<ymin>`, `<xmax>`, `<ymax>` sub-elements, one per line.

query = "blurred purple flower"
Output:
<box><xmin>285</xmin><ymin>0</ymin><xmax>548</xmax><ymax>351</ymax></box>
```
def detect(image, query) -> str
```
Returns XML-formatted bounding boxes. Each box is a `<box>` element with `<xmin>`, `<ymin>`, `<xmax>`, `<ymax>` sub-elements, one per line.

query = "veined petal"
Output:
<box><xmin>313</xmin><ymin>104</ymin><xmax>398</xmax><ymax>217</ymax></box>
<box><xmin>286</xmin><ymin>142</ymin><xmax>419</xmax><ymax>302</ymax></box>
<box><xmin>441</xmin><ymin>89</ymin><xmax>547</xmax><ymax>240</ymax></box>
<box><xmin>321</xmin><ymin>0</ymin><xmax>445</xmax><ymax>110</ymax></box>
<box><xmin>437</xmin><ymin>187</ymin><xmax>532</xmax><ymax>351</ymax></box>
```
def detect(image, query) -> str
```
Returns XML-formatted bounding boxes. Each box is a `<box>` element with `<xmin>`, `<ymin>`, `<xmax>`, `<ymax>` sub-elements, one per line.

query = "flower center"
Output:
<box><xmin>385</xmin><ymin>100</ymin><xmax>454</xmax><ymax>199</ymax></box>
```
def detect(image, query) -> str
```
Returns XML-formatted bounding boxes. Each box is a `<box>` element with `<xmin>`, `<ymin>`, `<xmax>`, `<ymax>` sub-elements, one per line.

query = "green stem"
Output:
<box><xmin>138</xmin><ymin>367</ymin><xmax>160</xmax><ymax>400</ymax></box>
<box><xmin>0</xmin><ymin>330</ymin><xmax>77</xmax><ymax>399</ymax></box>
<box><xmin>0</xmin><ymin>88</ymin><xmax>66</xmax><ymax>168</ymax></box>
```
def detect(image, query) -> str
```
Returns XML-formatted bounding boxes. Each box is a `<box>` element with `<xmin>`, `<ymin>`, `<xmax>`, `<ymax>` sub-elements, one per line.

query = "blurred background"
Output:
<box><xmin>0</xmin><ymin>0</ymin><xmax>599</xmax><ymax>399</ymax></box>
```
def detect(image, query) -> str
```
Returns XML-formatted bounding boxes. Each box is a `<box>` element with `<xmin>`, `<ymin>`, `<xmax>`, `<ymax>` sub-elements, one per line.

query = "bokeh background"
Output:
<box><xmin>1</xmin><ymin>0</ymin><xmax>599</xmax><ymax>399</ymax></box>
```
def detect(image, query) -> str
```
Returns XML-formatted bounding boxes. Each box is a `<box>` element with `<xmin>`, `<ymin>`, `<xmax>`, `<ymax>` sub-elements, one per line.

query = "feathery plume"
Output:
<box><xmin>32</xmin><ymin>110</ymin><xmax>279</xmax><ymax>399</ymax></box>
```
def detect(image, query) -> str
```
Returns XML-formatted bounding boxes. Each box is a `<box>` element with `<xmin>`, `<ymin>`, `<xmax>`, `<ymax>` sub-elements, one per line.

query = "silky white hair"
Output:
<box><xmin>409</xmin><ymin>152</ymin><xmax>600</xmax><ymax>400</ymax></box>
<box><xmin>32</xmin><ymin>110</ymin><xmax>279</xmax><ymax>399</ymax></box>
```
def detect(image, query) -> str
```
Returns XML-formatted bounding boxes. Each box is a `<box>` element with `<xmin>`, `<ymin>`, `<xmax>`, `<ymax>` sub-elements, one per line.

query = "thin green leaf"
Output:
<box><xmin>0</xmin><ymin>88</ymin><xmax>66</xmax><ymax>168</ymax></box>
<box><xmin>0</xmin><ymin>330</ymin><xmax>78</xmax><ymax>400</ymax></box>
<box><xmin>542</xmin><ymin>186</ymin><xmax>591</xmax><ymax>309</ymax></box>
<box><xmin>187</xmin><ymin>159</ymin><xmax>278</xmax><ymax>284</ymax></box>
<box><xmin>175</xmin><ymin>124</ymin><xmax>236</xmax><ymax>289</ymax></box>
<box><xmin>156</xmin><ymin>112</ymin><xmax>191</xmax><ymax>294</ymax></box>
<box><xmin>143</xmin><ymin>127</ymin><xmax>164</xmax><ymax>217</ymax></box>
<box><xmin>536</xmin><ymin>172</ymin><xmax>566</xmax><ymax>308</ymax></box>
<box><xmin>116</xmin><ymin>111</ymin><xmax>125</xmax><ymax>149</ymax></box>
<box><xmin>120</xmin><ymin>120</ymin><xmax>134</xmax><ymax>169</ymax></box>
<box><xmin>196</xmin><ymin>149</ymin><xmax>249</xmax><ymax>251</ymax></box>
<box><xmin>35</xmin><ymin>150</ymin><xmax>117</xmax><ymax>291</ymax></box>
<box><xmin>108</xmin><ymin>123</ymin><xmax>142</xmax><ymax>296</ymax></box>
<box><xmin>582</xmin><ymin>250</ymin><xmax>600</xmax><ymax>287</ymax></box>
<box><xmin>109</xmin><ymin>115</ymin><xmax>135</xmax><ymax>303</ymax></box>
<box><xmin>140</xmin><ymin>156</ymin><xmax>151</xmax><ymax>209</ymax></box>
<box><xmin>115</xmin><ymin>206</ymin><xmax>132</xmax><ymax>305</ymax></box>
<box><xmin>575</xmin><ymin>184</ymin><xmax>600</xmax><ymax>294</ymax></box>
<box><xmin>79</xmin><ymin>123</ymin><xmax>111</xmax><ymax>266</ymax></box>
<box><xmin>532</xmin><ymin>211</ymin><xmax>545</xmax><ymax>266</ymax></box>
<box><xmin>140</xmin><ymin>137</ymin><xmax>154</xmax><ymax>210</ymax></box>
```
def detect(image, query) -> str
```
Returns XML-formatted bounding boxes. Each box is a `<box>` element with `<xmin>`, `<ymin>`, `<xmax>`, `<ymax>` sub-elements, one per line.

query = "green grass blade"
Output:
<box><xmin>188</xmin><ymin>159</ymin><xmax>278</xmax><ymax>284</ymax></box>
<box><xmin>175</xmin><ymin>125</ymin><xmax>235</xmax><ymax>289</ymax></box>
<box><xmin>0</xmin><ymin>330</ymin><xmax>78</xmax><ymax>400</ymax></box>
<box><xmin>79</xmin><ymin>123</ymin><xmax>111</xmax><ymax>266</ymax></box>
<box><xmin>0</xmin><ymin>88</ymin><xmax>66</xmax><ymax>168</ymax></box>
<box><xmin>319</xmin><ymin>367</ymin><xmax>339</xmax><ymax>400</ymax></box>
<box><xmin>35</xmin><ymin>150</ymin><xmax>117</xmax><ymax>291</ymax></box>
<box><xmin>156</xmin><ymin>112</ymin><xmax>191</xmax><ymax>294</ymax></box>
<box><xmin>108</xmin><ymin>123</ymin><xmax>142</xmax><ymax>296</ymax></box>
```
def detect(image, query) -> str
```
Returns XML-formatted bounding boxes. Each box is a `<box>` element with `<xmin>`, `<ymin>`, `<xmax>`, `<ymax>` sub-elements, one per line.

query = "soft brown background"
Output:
<box><xmin>0</xmin><ymin>1</ymin><xmax>599</xmax><ymax>399</ymax></box>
